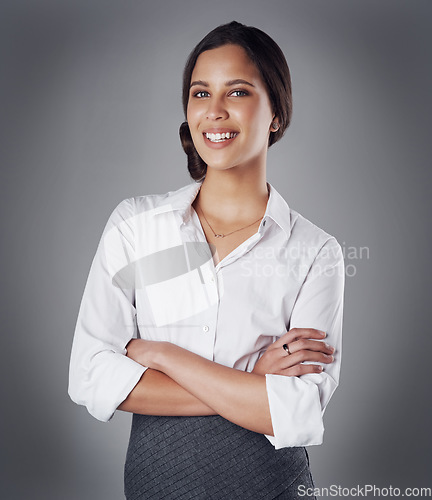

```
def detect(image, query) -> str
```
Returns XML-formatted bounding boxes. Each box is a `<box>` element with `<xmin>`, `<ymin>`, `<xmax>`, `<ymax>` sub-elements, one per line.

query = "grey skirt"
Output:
<box><xmin>124</xmin><ymin>414</ymin><xmax>316</xmax><ymax>500</ymax></box>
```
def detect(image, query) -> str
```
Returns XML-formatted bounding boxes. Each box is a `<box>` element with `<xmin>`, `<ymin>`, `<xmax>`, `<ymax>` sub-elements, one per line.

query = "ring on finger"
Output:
<box><xmin>282</xmin><ymin>343</ymin><xmax>291</xmax><ymax>355</ymax></box>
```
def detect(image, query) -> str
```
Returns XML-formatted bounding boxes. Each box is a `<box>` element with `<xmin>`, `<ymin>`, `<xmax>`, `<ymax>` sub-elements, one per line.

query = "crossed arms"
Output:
<box><xmin>118</xmin><ymin>328</ymin><xmax>335</xmax><ymax>436</ymax></box>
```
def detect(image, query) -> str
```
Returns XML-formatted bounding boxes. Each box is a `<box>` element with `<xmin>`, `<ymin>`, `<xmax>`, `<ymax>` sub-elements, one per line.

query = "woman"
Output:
<box><xmin>69</xmin><ymin>21</ymin><xmax>344</xmax><ymax>499</ymax></box>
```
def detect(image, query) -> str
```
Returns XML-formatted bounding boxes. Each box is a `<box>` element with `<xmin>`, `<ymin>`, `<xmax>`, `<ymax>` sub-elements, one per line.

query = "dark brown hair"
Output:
<box><xmin>179</xmin><ymin>21</ymin><xmax>293</xmax><ymax>182</ymax></box>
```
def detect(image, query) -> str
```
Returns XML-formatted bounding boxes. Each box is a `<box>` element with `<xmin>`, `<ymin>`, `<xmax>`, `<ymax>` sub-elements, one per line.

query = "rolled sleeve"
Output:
<box><xmin>265</xmin><ymin>237</ymin><xmax>345</xmax><ymax>448</ymax></box>
<box><xmin>68</xmin><ymin>199</ymin><xmax>147</xmax><ymax>422</ymax></box>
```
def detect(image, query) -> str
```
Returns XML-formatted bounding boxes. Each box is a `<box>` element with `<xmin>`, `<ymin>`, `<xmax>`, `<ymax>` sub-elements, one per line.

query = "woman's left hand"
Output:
<box><xmin>252</xmin><ymin>328</ymin><xmax>334</xmax><ymax>377</ymax></box>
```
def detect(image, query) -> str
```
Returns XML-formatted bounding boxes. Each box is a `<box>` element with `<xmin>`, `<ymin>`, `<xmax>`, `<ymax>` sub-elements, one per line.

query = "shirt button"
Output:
<box><xmin>202</xmin><ymin>325</ymin><xmax>209</xmax><ymax>332</ymax></box>
<box><xmin>262</xmin><ymin>219</ymin><xmax>266</xmax><ymax>226</ymax></box>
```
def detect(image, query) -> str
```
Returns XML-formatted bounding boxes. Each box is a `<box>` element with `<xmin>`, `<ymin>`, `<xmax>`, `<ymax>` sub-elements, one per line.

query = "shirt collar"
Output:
<box><xmin>264</xmin><ymin>182</ymin><xmax>292</xmax><ymax>238</ymax></box>
<box><xmin>151</xmin><ymin>181</ymin><xmax>203</xmax><ymax>220</ymax></box>
<box><xmin>152</xmin><ymin>180</ymin><xmax>292</xmax><ymax>238</ymax></box>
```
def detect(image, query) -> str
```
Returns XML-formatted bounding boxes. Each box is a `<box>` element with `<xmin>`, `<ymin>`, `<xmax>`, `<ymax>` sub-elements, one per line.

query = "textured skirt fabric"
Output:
<box><xmin>124</xmin><ymin>414</ymin><xmax>316</xmax><ymax>500</ymax></box>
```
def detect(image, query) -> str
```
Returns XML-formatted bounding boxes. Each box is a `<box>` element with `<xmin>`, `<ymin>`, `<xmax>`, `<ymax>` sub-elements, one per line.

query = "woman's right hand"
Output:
<box><xmin>252</xmin><ymin>328</ymin><xmax>335</xmax><ymax>377</ymax></box>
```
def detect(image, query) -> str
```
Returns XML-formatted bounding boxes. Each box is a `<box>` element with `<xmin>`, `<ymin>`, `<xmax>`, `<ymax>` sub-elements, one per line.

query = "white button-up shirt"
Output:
<box><xmin>68</xmin><ymin>181</ymin><xmax>344</xmax><ymax>449</ymax></box>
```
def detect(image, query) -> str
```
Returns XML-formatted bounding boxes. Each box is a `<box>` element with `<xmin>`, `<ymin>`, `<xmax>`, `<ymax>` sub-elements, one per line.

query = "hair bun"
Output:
<box><xmin>179</xmin><ymin>122</ymin><xmax>207</xmax><ymax>182</ymax></box>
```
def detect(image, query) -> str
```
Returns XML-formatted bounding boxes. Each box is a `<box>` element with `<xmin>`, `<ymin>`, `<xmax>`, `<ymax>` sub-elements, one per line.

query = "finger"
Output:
<box><xmin>273</xmin><ymin>328</ymin><xmax>326</xmax><ymax>348</ymax></box>
<box><xmin>280</xmin><ymin>350</ymin><xmax>333</xmax><ymax>369</ymax></box>
<box><xmin>280</xmin><ymin>363</ymin><xmax>325</xmax><ymax>377</ymax></box>
<box><xmin>289</xmin><ymin>339</ymin><xmax>335</xmax><ymax>356</ymax></box>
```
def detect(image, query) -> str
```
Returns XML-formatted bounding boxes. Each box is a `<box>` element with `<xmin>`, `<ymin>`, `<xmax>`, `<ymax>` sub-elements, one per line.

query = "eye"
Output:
<box><xmin>230</xmin><ymin>89</ymin><xmax>249</xmax><ymax>97</ymax></box>
<box><xmin>193</xmin><ymin>90</ymin><xmax>210</xmax><ymax>98</ymax></box>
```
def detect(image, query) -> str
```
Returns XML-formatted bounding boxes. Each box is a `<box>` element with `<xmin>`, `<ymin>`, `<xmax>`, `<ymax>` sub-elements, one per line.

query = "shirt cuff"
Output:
<box><xmin>69</xmin><ymin>352</ymin><xmax>147</xmax><ymax>422</ymax></box>
<box><xmin>264</xmin><ymin>373</ymin><xmax>324</xmax><ymax>449</ymax></box>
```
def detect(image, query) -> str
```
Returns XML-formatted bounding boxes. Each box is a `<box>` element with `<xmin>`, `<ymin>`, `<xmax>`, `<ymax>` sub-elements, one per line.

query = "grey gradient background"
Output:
<box><xmin>1</xmin><ymin>1</ymin><xmax>431</xmax><ymax>499</ymax></box>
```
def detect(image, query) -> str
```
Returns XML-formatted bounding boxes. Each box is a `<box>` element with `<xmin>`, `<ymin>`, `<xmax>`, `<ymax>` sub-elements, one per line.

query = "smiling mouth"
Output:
<box><xmin>204</xmin><ymin>132</ymin><xmax>238</xmax><ymax>143</ymax></box>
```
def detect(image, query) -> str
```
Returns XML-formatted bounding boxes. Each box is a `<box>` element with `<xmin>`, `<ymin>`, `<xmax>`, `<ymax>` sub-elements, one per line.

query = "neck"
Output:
<box><xmin>194</xmin><ymin>163</ymin><xmax>269</xmax><ymax>224</ymax></box>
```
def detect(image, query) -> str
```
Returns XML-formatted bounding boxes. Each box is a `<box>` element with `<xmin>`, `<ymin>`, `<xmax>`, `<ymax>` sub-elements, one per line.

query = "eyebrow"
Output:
<box><xmin>189</xmin><ymin>79</ymin><xmax>255</xmax><ymax>89</ymax></box>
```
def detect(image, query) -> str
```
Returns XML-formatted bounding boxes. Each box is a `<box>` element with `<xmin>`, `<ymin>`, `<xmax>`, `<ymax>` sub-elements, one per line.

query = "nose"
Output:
<box><xmin>206</xmin><ymin>97</ymin><xmax>228</xmax><ymax>121</ymax></box>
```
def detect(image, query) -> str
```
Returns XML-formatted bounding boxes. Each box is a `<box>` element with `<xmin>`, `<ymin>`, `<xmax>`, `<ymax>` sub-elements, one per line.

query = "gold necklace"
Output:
<box><xmin>196</xmin><ymin>205</ymin><xmax>264</xmax><ymax>238</ymax></box>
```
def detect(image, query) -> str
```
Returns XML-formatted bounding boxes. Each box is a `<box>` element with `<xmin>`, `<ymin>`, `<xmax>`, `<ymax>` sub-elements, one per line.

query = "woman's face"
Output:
<box><xmin>187</xmin><ymin>44</ymin><xmax>275</xmax><ymax>173</ymax></box>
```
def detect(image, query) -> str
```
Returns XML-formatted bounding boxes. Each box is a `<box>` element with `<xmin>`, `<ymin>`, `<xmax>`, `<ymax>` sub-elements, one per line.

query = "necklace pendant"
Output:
<box><xmin>214</xmin><ymin>234</ymin><xmax>224</xmax><ymax>238</ymax></box>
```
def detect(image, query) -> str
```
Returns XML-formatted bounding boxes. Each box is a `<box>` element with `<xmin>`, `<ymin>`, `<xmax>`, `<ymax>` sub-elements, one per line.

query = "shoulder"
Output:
<box><xmin>132</xmin><ymin>183</ymin><xmax>193</xmax><ymax>211</ymax></box>
<box><xmin>107</xmin><ymin>182</ymin><xmax>197</xmax><ymax>226</ymax></box>
<box><xmin>291</xmin><ymin>208</ymin><xmax>340</xmax><ymax>246</ymax></box>
<box><xmin>268</xmin><ymin>183</ymin><xmax>341</xmax><ymax>258</ymax></box>
<box><xmin>287</xmin><ymin>208</ymin><xmax>343</xmax><ymax>268</ymax></box>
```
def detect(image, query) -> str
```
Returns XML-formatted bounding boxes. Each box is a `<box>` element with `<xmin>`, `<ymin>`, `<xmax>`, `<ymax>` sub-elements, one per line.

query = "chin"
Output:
<box><xmin>203</xmin><ymin>158</ymin><xmax>238</xmax><ymax>171</ymax></box>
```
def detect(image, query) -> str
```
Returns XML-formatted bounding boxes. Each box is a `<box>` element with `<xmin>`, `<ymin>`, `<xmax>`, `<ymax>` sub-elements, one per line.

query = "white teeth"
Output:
<box><xmin>205</xmin><ymin>132</ymin><xmax>237</xmax><ymax>142</ymax></box>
